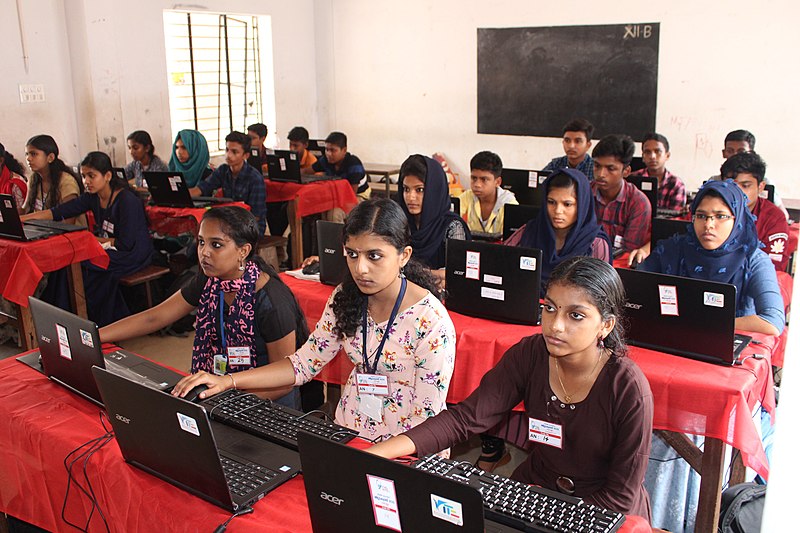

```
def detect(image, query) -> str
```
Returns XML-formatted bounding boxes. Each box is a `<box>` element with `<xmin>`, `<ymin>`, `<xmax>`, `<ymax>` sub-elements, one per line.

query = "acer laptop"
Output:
<box><xmin>93</xmin><ymin>367</ymin><xmax>301</xmax><ymax>512</ymax></box>
<box><xmin>17</xmin><ymin>297</ymin><xmax>182</xmax><ymax>405</ymax></box>
<box><xmin>650</xmin><ymin>218</ymin><xmax>690</xmax><ymax>250</ymax></box>
<box><xmin>267</xmin><ymin>150</ymin><xmax>335</xmax><ymax>184</ymax></box>
<box><xmin>316</xmin><ymin>220</ymin><xmax>347</xmax><ymax>286</ymax></box>
<box><xmin>502</xmin><ymin>203</ymin><xmax>540</xmax><ymax>242</ymax></box>
<box><xmin>616</xmin><ymin>268</ymin><xmax>751</xmax><ymax>365</ymax></box>
<box><xmin>144</xmin><ymin>171</ymin><xmax>230</xmax><ymax>208</ymax></box>
<box><xmin>298</xmin><ymin>432</ymin><xmax>503</xmax><ymax>533</ymax></box>
<box><xmin>0</xmin><ymin>194</ymin><xmax>83</xmax><ymax>241</ymax></box>
<box><xmin>445</xmin><ymin>240</ymin><xmax>543</xmax><ymax>325</ymax></box>
<box><xmin>449</xmin><ymin>195</ymin><xmax>460</xmax><ymax>214</ymax></box>
<box><xmin>626</xmin><ymin>175</ymin><xmax>658</xmax><ymax>216</ymax></box>
<box><xmin>500</xmin><ymin>168</ymin><xmax>551</xmax><ymax>206</ymax></box>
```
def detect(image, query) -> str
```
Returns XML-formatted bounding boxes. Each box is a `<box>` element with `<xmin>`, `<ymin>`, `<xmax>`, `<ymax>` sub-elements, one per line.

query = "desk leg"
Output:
<box><xmin>695</xmin><ymin>437</ymin><xmax>726</xmax><ymax>533</ymax></box>
<box><xmin>67</xmin><ymin>262</ymin><xmax>88</xmax><ymax>318</ymax></box>
<box><xmin>288</xmin><ymin>199</ymin><xmax>303</xmax><ymax>269</ymax></box>
<box><xmin>16</xmin><ymin>304</ymin><xmax>37</xmax><ymax>350</ymax></box>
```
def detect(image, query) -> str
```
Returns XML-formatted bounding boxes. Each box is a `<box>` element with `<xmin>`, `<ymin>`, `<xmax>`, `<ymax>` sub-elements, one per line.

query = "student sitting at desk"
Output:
<box><xmin>304</xmin><ymin>131</ymin><xmax>369</xmax><ymax>200</ymax></box>
<box><xmin>189</xmin><ymin>131</ymin><xmax>267</xmax><ymax>235</ymax></box>
<box><xmin>22</xmin><ymin>135</ymin><xmax>86</xmax><ymax>226</ymax></box>
<box><xmin>0</xmin><ymin>142</ymin><xmax>28</xmax><ymax>210</ymax></box>
<box><xmin>125</xmin><ymin>130</ymin><xmax>168</xmax><ymax>190</ymax></box>
<box><xmin>287</xmin><ymin>126</ymin><xmax>317</xmax><ymax>171</ymax></box>
<box><xmin>634</xmin><ymin>179</ymin><xmax>784</xmax><ymax>336</ymax></box>
<box><xmin>171</xmin><ymin>199</ymin><xmax>457</xmax><ymax>442</ymax></box>
<box><xmin>398</xmin><ymin>154</ymin><xmax>471</xmax><ymax>281</ymax></box>
<box><xmin>543</xmin><ymin>118</ymin><xmax>595</xmax><ymax>180</ymax></box>
<box><xmin>246</xmin><ymin>122</ymin><xmax>271</xmax><ymax>174</ymax></box>
<box><xmin>722</xmin><ymin>151</ymin><xmax>789</xmax><ymax>272</ymax></box>
<box><xmin>629</xmin><ymin>133</ymin><xmax>686</xmax><ymax>211</ymax></box>
<box><xmin>592</xmin><ymin>134</ymin><xmax>652</xmax><ymax>253</ymax></box>
<box><xmin>100</xmin><ymin>206</ymin><xmax>308</xmax><ymax>409</ymax></box>
<box><xmin>168</xmin><ymin>129</ymin><xmax>211</xmax><ymax>188</ymax></box>
<box><xmin>368</xmin><ymin>256</ymin><xmax>654</xmax><ymax>520</ymax></box>
<box><xmin>22</xmin><ymin>152</ymin><xmax>153</xmax><ymax>326</ymax></box>
<box><xmin>458</xmin><ymin>150</ymin><xmax>517</xmax><ymax>235</ymax></box>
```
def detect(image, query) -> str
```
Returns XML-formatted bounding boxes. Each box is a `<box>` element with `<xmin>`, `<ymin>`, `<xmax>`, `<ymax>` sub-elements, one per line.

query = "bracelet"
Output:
<box><xmin>229</xmin><ymin>373</ymin><xmax>237</xmax><ymax>390</ymax></box>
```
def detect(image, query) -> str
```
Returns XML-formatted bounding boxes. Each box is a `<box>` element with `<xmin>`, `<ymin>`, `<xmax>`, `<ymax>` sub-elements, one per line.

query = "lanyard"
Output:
<box><xmin>218</xmin><ymin>291</ymin><xmax>228</xmax><ymax>351</ymax></box>
<box><xmin>361</xmin><ymin>277</ymin><xmax>406</xmax><ymax>375</ymax></box>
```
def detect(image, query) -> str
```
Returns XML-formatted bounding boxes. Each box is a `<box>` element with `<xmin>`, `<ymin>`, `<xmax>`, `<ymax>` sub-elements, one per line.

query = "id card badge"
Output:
<box><xmin>213</xmin><ymin>354</ymin><xmax>228</xmax><ymax>376</ymax></box>
<box><xmin>359</xmin><ymin>393</ymin><xmax>384</xmax><ymax>423</ymax></box>
<box><xmin>356</xmin><ymin>373</ymin><xmax>389</xmax><ymax>396</ymax></box>
<box><xmin>34</xmin><ymin>199</ymin><xmax>44</xmax><ymax>211</ymax></box>
<box><xmin>528</xmin><ymin>417</ymin><xmax>563</xmax><ymax>449</ymax></box>
<box><xmin>227</xmin><ymin>346</ymin><xmax>251</xmax><ymax>367</ymax></box>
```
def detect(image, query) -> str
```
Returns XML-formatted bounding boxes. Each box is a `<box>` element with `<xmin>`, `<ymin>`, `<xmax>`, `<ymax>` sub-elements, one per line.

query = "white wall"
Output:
<box><xmin>317</xmin><ymin>0</ymin><xmax>800</xmax><ymax>197</ymax></box>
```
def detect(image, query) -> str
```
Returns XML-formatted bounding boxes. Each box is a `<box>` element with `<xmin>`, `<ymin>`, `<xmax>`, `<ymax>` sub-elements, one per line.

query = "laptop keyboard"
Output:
<box><xmin>220</xmin><ymin>455</ymin><xmax>278</xmax><ymax>497</ymax></box>
<box><xmin>413</xmin><ymin>455</ymin><xmax>625</xmax><ymax>533</ymax></box>
<box><xmin>202</xmin><ymin>389</ymin><xmax>358</xmax><ymax>450</ymax></box>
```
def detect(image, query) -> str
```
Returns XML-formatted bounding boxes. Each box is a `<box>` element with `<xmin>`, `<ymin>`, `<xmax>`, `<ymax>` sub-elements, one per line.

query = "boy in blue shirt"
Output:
<box><xmin>304</xmin><ymin>131</ymin><xmax>368</xmax><ymax>199</ymax></box>
<box><xmin>543</xmin><ymin>118</ymin><xmax>595</xmax><ymax>180</ymax></box>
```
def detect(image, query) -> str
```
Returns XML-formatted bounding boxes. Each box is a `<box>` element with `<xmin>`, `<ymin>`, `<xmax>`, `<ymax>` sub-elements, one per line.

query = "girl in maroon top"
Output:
<box><xmin>369</xmin><ymin>256</ymin><xmax>654</xmax><ymax>520</ymax></box>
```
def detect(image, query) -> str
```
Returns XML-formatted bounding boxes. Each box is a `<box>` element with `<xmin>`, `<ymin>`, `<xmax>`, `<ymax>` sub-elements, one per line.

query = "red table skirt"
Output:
<box><xmin>0</xmin><ymin>231</ymin><xmax>109</xmax><ymax>307</ymax></box>
<box><xmin>145</xmin><ymin>202</ymin><xmax>250</xmax><ymax>236</ymax></box>
<box><xmin>265</xmin><ymin>179</ymin><xmax>358</xmax><ymax>218</ymax></box>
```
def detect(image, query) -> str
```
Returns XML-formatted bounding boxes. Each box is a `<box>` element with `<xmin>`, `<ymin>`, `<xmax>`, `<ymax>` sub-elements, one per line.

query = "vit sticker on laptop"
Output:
<box><xmin>658</xmin><ymin>285</ymin><xmax>679</xmax><ymax>316</ymax></box>
<box><xmin>703</xmin><ymin>292</ymin><xmax>725</xmax><ymax>308</ymax></box>
<box><xmin>367</xmin><ymin>474</ymin><xmax>402</xmax><ymax>532</ymax></box>
<box><xmin>79</xmin><ymin>329</ymin><xmax>94</xmax><ymax>347</ymax></box>
<box><xmin>168</xmin><ymin>175</ymin><xmax>181</xmax><ymax>191</ymax></box>
<box><xmin>431</xmin><ymin>494</ymin><xmax>464</xmax><ymax>526</ymax></box>
<box><xmin>56</xmin><ymin>324</ymin><xmax>72</xmax><ymax>360</ymax></box>
<box><xmin>520</xmin><ymin>256</ymin><xmax>537</xmax><ymax>271</ymax></box>
<box><xmin>177</xmin><ymin>412</ymin><xmax>200</xmax><ymax>436</ymax></box>
<box><xmin>642</xmin><ymin>181</ymin><xmax>653</xmax><ymax>191</ymax></box>
<box><xmin>465</xmin><ymin>250</ymin><xmax>480</xmax><ymax>280</ymax></box>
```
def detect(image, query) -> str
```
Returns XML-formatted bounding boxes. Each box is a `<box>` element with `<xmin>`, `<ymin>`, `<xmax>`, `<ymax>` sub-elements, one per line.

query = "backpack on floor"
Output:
<box><xmin>718</xmin><ymin>482</ymin><xmax>766</xmax><ymax>533</ymax></box>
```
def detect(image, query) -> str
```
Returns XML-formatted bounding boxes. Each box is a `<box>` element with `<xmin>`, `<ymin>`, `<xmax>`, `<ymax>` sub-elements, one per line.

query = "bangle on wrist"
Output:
<box><xmin>229</xmin><ymin>373</ymin><xmax>237</xmax><ymax>390</ymax></box>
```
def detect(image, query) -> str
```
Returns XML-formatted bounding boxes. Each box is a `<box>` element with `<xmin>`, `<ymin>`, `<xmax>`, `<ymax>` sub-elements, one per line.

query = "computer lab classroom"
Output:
<box><xmin>0</xmin><ymin>1</ymin><xmax>798</xmax><ymax>532</ymax></box>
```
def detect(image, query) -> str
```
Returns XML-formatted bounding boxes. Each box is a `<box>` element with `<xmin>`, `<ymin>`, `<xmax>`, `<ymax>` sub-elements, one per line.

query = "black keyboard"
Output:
<box><xmin>220</xmin><ymin>455</ymin><xmax>277</xmax><ymax>497</ymax></box>
<box><xmin>413</xmin><ymin>455</ymin><xmax>625</xmax><ymax>533</ymax></box>
<box><xmin>202</xmin><ymin>389</ymin><xmax>358</xmax><ymax>450</ymax></box>
<box><xmin>656</xmin><ymin>208</ymin><xmax>683</xmax><ymax>218</ymax></box>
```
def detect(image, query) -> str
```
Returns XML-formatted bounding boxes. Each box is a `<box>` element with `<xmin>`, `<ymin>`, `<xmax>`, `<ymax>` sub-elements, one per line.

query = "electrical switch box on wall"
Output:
<box><xmin>19</xmin><ymin>84</ymin><xmax>45</xmax><ymax>103</ymax></box>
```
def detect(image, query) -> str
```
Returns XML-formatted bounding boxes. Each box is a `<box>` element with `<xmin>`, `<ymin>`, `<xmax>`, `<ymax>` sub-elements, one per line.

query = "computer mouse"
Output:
<box><xmin>183</xmin><ymin>384</ymin><xmax>209</xmax><ymax>403</ymax></box>
<box><xmin>302</xmin><ymin>261</ymin><xmax>321</xmax><ymax>275</ymax></box>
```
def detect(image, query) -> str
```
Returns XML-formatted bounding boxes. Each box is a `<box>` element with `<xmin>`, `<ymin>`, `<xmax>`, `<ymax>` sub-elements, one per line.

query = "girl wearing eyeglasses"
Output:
<box><xmin>638</xmin><ymin>179</ymin><xmax>784</xmax><ymax>336</ymax></box>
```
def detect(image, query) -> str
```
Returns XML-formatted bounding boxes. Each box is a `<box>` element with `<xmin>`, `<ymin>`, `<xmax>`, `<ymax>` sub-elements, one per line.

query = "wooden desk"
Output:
<box><xmin>364</xmin><ymin>163</ymin><xmax>401</xmax><ymax>196</ymax></box>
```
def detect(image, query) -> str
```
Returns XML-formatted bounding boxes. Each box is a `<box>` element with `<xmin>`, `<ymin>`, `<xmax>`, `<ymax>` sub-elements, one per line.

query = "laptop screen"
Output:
<box><xmin>500</xmin><ymin>168</ymin><xmax>550</xmax><ymax>206</ymax></box>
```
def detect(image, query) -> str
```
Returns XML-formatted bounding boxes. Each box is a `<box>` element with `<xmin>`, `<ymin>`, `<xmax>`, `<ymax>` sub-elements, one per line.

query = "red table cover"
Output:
<box><xmin>265</xmin><ymin>179</ymin><xmax>358</xmax><ymax>218</ymax></box>
<box><xmin>282</xmin><ymin>274</ymin><xmax>775</xmax><ymax>479</ymax></box>
<box><xmin>0</xmin><ymin>231</ymin><xmax>109</xmax><ymax>307</ymax></box>
<box><xmin>145</xmin><ymin>202</ymin><xmax>250</xmax><ymax>236</ymax></box>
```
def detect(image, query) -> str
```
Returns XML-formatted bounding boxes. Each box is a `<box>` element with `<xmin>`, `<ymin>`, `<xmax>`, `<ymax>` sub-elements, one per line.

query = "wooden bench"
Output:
<box><xmin>119</xmin><ymin>264</ymin><xmax>171</xmax><ymax>308</ymax></box>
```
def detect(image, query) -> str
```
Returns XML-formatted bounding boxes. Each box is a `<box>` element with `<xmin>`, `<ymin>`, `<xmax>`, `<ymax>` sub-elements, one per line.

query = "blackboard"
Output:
<box><xmin>477</xmin><ymin>23</ymin><xmax>659</xmax><ymax>141</ymax></box>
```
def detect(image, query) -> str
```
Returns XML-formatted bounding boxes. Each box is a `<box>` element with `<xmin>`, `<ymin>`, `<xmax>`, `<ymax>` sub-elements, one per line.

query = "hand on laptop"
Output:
<box><xmin>171</xmin><ymin>370</ymin><xmax>232</xmax><ymax>400</ymax></box>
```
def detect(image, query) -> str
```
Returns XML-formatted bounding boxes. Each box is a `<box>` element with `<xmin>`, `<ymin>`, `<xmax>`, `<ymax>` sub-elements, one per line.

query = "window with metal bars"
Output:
<box><xmin>163</xmin><ymin>11</ymin><xmax>264</xmax><ymax>153</ymax></box>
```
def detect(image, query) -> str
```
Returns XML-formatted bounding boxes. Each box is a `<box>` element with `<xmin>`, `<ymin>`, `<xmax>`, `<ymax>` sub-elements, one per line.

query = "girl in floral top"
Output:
<box><xmin>173</xmin><ymin>198</ymin><xmax>457</xmax><ymax>441</ymax></box>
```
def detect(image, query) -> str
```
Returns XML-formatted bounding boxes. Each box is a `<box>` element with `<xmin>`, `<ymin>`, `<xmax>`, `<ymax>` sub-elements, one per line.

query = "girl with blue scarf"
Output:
<box><xmin>168</xmin><ymin>129</ymin><xmax>211</xmax><ymax>187</ymax></box>
<box><xmin>641</xmin><ymin>179</ymin><xmax>784</xmax><ymax>336</ymax></box>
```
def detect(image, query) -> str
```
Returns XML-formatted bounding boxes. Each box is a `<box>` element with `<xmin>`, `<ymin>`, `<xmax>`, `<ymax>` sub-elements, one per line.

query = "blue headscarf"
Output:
<box><xmin>168</xmin><ymin>129</ymin><xmax>210</xmax><ymax>187</ymax></box>
<box><xmin>649</xmin><ymin>179</ymin><xmax>760</xmax><ymax>307</ymax></box>
<box><xmin>518</xmin><ymin>168</ymin><xmax>611</xmax><ymax>286</ymax></box>
<box><xmin>397</xmin><ymin>155</ymin><xmax>468</xmax><ymax>269</ymax></box>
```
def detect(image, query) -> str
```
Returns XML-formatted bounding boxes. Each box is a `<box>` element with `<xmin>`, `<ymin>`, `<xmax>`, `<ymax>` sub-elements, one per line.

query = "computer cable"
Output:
<box><xmin>213</xmin><ymin>506</ymin><xmax>253</xmax><ymax>533</ymax></box>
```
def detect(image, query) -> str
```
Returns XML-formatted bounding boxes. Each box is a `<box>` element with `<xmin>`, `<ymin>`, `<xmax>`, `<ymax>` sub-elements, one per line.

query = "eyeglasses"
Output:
<box><xmin>692</xmin><ymin>213</ymin><xmax>735</xmax><ymax>223</ymax></box>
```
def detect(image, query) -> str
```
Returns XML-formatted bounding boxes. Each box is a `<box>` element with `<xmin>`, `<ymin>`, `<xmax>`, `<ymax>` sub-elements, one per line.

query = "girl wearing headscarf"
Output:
<box><xmin>641</xmin><ymin>179</ymin><xmax>783</xmax><ymax>336</ymax></box>
<box><xmin>168</xmin><ymin>129</ymin><xmax>211</xmax><ymax>187</ymax></box>
<box><xmin>396</xmin><ymin>154</ymin><xmax>470</xmax><ymax>279</ymax></box>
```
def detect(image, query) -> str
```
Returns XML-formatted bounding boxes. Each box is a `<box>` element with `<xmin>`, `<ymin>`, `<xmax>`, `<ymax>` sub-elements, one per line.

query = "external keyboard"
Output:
<box><xmin>220</xmin><ymin>455</ymin><xmax>277</xmax><ymax>497</ymax></box>
<box><xmin>202</xmin><ymin>389</ymin><xmax>358</xmax><ymax>451</ymax></box>
<box><xmin>413</xmin><ymin>454</ymin><xmax>625</xmax><ymax>533</ymax></box>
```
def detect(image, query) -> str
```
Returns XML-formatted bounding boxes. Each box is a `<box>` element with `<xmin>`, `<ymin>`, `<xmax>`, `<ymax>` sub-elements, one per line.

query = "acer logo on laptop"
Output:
<box><xmin>324</xmin><ymin>248</ymin><xmax>336</xmax><ymax>254</ymax></box>
<box><xmin>40</xmin><ymin>335</ymin><xmax>51</xmax><ymax>343</ymax></box>
<box><xmin>115</xmin><ymin>414</ymin><xmax>131</xmax><ymax>424</ymax></box>
<box><xmin>453</xmin><ymin>270</ymin><xmax>465</xmax><ymax>276</ymax></box>
<box><xmin>624</xmin><ymin>302</ymin><xmax>643</xmax><ymax>310</ymax></box>
<box><xmin>320</xmin><ymin>491</ymin><xmax>344</xmax><ymax>505</ymax></box>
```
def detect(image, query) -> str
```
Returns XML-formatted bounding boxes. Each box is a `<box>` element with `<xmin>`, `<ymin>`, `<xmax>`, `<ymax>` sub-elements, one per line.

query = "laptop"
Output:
<box><xmin>502</xmin><ymin>203</ymin><xmax>540</xmax><ymax>241</ymax></box>
<box><xmin>18</xmin><ymin>297</ymin><xmax>182</xmax><ymax>405</ymax></box>
<box><xmin>144</xmin><ymin>171</ymin><xmax>230</xmax><ymax>208</ymax></box>
<box><xmin>500</xmin><ymin>168</ymin><xmax>551</xmax><ymax>206</ymax></box>
<box><xmin>630</xmin><ymin>156</ymin><xmax>646</xmax><ymax>173</ymax></box>
<box><xmin>267</xmin><ymin>150</ymin><xmax>335</xmax><ymax>184</ymax></box>
<box><xmin>449</xmin><ymin>195</ymin><xmax>460</xmax><ymax>214</ymax></box>
<box><xmin>316</xmin><ymin>220</ymin><xmax>347</xmax><ymax>286</ymax></box>
<box><xmin>93</xmin><ymin>367</ymin><xmax>301</xmax><ymax>512</ymax></box>
<box><xmin>298</xmin><ymin>432</ymin><xmax>501</xmax><ymax>533</ymax></box>
<box><xmin>445</xmin><ymin>240</ymin><xmax>543</xmax><ymax>325</ymax></box>
<box><xmin>616</xmin><ymin>268</ymin><xmax>752</xmax><ymax>365</ymax></box>
<box><xmin>626</xmin><ymin>175</ymin><xmax>658</xmax><ymax>217</ymax></box>
<box><xmin>650</xmin><ymin>218</ymin><xmax>690</xmax><ymax>249</ymax></box>
<box><xmin>0</xmin><ymin>194</ymin><xmax>83</xmax><ymax>241</ymax></box>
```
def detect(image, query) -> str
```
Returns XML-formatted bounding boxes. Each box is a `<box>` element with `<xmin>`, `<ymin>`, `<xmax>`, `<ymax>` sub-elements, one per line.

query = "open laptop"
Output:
<box><xmin>17</xmin><ymin>297</ymin><xmax>182</xmax><ymax>405</ymax></box>
<box><xmin>626</xmin><ymin>175</ymin><xmax>658</xmax><ymax>217</ymax></box>
<box><xmin>93</xmin><ymin>367</ymin><xmax>301</xmax><ymax>512</ymax></box>
<box><xmin>0</xmin><ymin>193</ymin><xmax>83</xmax><ymax>241</ymax></box>
<box><xmin>650</xmin><ymin>218</ymin><xmax>690</xmax><ymax>249</ymax></box>
<box><xmin>449</xmin><ymin>195</ymin><xmax>460</xmax><ymax>214</ymax></box>
<box><xmin>267</xmin><ymin>150</ymin><xmax>335</xmax><ymax>184</ymax></box>
<box><xmin>445</xmin><ymin>240</ymin><xmax>543</xmax><ymax>325</ymax></box>
<box><xmin>502</xmin><ymin>203</ymin><xmax>540</xmax><ymax>241</ymax></box>
<box><xmin>616</xmin><ymin>268</ymin><xmax>752</xmax><ymax>365</ymax></box>
<box><xmin>144</xmin><ymin>171</ymin><xmax>230</xmax><ymax>208</ymax></box>
<box><xmin>316</xmin><ymin>220</ymin><xmax>347</xmax><ymax>286</ymax></box>
<box><xmin>298</xmin><ymin>432</ymin><xmax>498</xmax><ymax>533</ymax></box>
<box><xmin>500</xmin><ymin>168</ymin><xmax>550</xmax><ymax>206</ymax></box>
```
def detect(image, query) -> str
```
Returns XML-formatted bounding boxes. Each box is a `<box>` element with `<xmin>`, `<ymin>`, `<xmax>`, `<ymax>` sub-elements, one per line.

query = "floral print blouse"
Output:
<box><xmin>289</xmin><ymin>288</ymin><xmax>456</xmax><ymax>442</ymax></box>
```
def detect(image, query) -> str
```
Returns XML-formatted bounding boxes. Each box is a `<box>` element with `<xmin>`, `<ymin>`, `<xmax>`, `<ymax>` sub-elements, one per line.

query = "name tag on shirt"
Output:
<box><xmin>613</xmin><ymin>234</ymin><xmax>623</xmax><ymax>249</ymax></box>
<box><xmin>529</xmin><ymin>417</ymin><xmax>563</xmax><ymax>449</ymax></box>
<box><xmin>356</xmin><ymin>373</ymin><xmax>389</xmax><ymax>396</ymax></box>
<box><xmin>227</xmin><ymin>346</ymin><xmax>251</xmax><ymax>367</ymax></box>
<box><xmin>102</xmin><ymin>220</ymin><xmax>115</xmax><ymax>234</ymax></box>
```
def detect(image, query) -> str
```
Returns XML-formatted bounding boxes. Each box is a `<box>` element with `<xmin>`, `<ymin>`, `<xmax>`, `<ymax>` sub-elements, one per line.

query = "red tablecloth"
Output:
<box><xmin>0</xmin><ymin>232</ymin><xmax>109</xmax><ymax>307</ymax></box>
<box><xmin>282</xmin><ymin>274</ymin><xmax>775</xmax><ymax>479</ymax></box>
<box><xmin>265</xmin><ymin>179</ymin><xmax>358</xmax><ymax>218</ymax></box>
<box><xmin>145</xmin><ymin>202</ymin><xmax>250</xmax><ymax>236</ymax></box>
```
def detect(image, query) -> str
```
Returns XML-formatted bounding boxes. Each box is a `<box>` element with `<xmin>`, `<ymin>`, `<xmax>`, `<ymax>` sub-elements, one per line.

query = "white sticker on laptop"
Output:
<box><xmin>290</xmin><ymin>153</ymin><xmax>297</xmax><ymax>161</ymax></box>
<box><xmin>168</xmin><ymin>176</ymin><xmax>180</xmax><ymax>191</ymax></box>
<box><xmin>3</xmin><ymin>199</ymin><xmax>11</xmax><ymax>209</ymax></box>
<box><xmin>56</xmin><ymin>323</ymin><xmax>68</xmax><ymax>343</ymax></box>
<box><xmin>431</xmin><ymin>494</ymin><xmax>464</xmax><ymax>526</ymax></box>
<box><xmin>483</xmin><ymin>274</ymin><xmax>503</xmax><ymax>285</ymax></box>
<box><xmin>177</xmin><ymin>412</ymin><xmax>200</xmax><ymax>436</ymax></box>
<box><xmin>465</xmin><ymin>250</ymin><xmax>480</xmax><ymax>280</ymax></box>
<box><xmin>658</xmin><ymin>284</ymin><xmax>679</xmax><ymax>316</ymax></box>
<box><xmin>0</xmin><ymin>212</ymin><xmax>3</xmax><ymax>223</ymax></box>
<box><xmin>528</xmin><ymin>171</ymin><xmax>538</xmax><ymax>188</ymax></box>
<box><xmin>704</xmin><ymin>292</ymin><xmax>725</xmax><ymax>308</ymax></box>
<box><xmin>280</xmin><ymin>158</ymin><xmax>287</xmax><ymax>171</ymax></box>
<box><xmin>367</xmin><ymin>474</ymin><xmax>402</xmax><ymax>532</ymax></box>
<box><xmin>79</xmin><ymin>329</ymin><xmax>94</xmax><ymax>348</ymax></box>
<box><xmin>141</xmin><ymin>179</ymin><xmax>148</xmax><ymax>188</ymax></box>
<box><xmin>520</xmin><ymin>256</ymin><xmax>537</xmax><ymax>271</ymax></box>
<box><xmin>481</xmin><ymin>287</ymin><xmax>505</xmax><ymax>301</ymax></box>
<box><xmin>641</xmin><ymin>181</ymin><xmax>653</xmax><ymax>191</ymax></box>
<box><xmin>59</xmin><ymin>343</ymin><xmax>72</xmax><ymax>360</ymax></box>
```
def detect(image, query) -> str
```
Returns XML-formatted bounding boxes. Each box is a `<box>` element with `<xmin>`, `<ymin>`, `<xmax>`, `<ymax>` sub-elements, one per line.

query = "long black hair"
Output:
<box><xmin>26</xmin><ymin>134</ymin><xmax>83</xmax><ymax>209</ymax></box>
<box><xmin>80</xmin><ymin>151</ymin><xmax>132</xmax><ymax>193</ymax></box>
<box><xmin>331</xmin><ymin>198</ymin><xmax>439</xmax><ymax>339</ymax></box>
<box><xmin>547</xmin><ymin>256</ymin><xmax>628</xmax><ymax>357</ymax></box>
<box><xmin>0</xmin><ymin>142</ymin><xmax>26</xmax><ymax>177</ymax></box>
<box><xmin>127</xmin><ymin>130</ymin><xmax>157</xmax><ymax>158</ymax></box>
